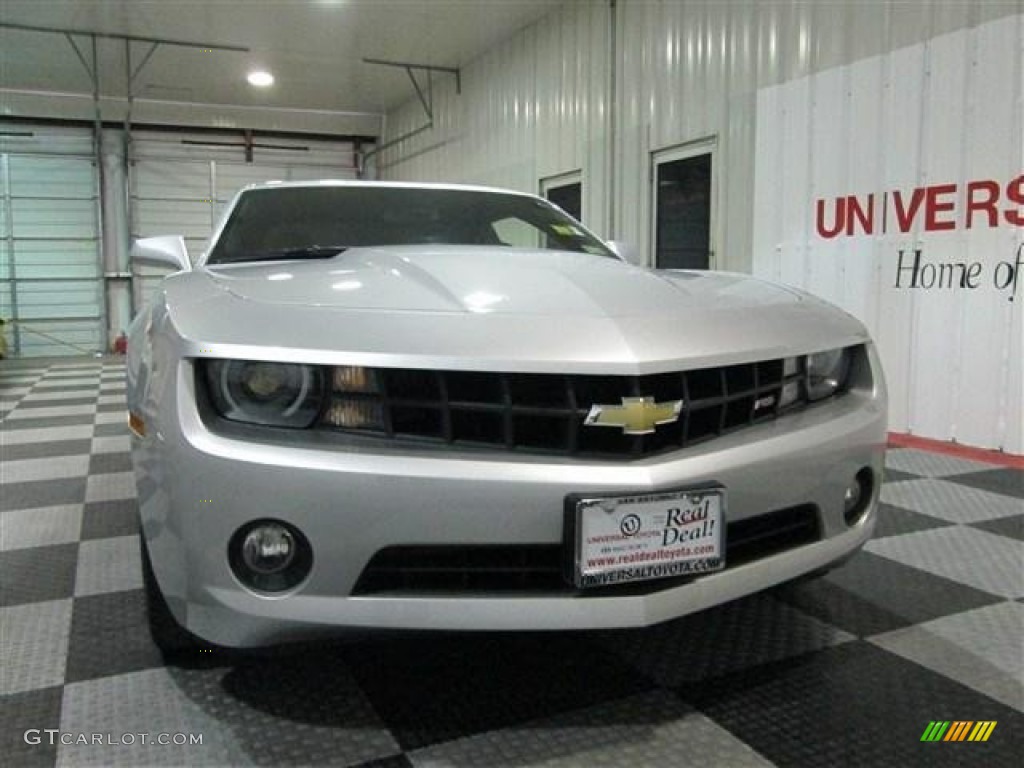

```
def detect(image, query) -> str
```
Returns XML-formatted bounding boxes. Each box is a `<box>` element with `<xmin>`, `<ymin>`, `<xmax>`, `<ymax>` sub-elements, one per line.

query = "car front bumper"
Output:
<box><xmin>133</xmin><ymin>353</ymin><xmax>887</xmax><ymax>648</ymax></box>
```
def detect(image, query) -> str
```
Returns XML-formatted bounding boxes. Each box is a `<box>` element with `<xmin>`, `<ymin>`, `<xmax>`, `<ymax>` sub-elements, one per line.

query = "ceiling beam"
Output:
<box><xmin>0</xmin><ymin>21</ymin><xmax>249</xmax><ymax>52</ymax></box>
<box><xmin>362</xmin><ymin>57</ymin><xmax>461</xmax><ymax>122</ymax></box>
<box><xmin>2</xmin><ymin>22</ymin><xmax>251</xmax><ymax>137</ymax></box>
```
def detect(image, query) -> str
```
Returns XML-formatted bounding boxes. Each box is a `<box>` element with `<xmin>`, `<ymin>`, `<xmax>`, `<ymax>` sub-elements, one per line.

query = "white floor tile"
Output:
<box><xmin>1</xmin><ymin>505</ymin><xmax>83</xmax><ymax>551</ymax></box>
<box><xmin>74</xmin><ymin>536</ymin><xmax>143</xmax><ymax>596</ymax></box>
<box><xmin>867</xmin><ymin>527</ymin><xmax>1024</xmax><ymax>599</ymax></box>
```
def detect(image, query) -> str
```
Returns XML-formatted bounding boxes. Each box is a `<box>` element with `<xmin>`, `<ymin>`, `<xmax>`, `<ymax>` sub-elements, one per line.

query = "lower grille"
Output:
<box><xmin>351</xmin><ymin>504</ymin><xmax>821</xmax><ymax>595</ymax></box>
<box><xmin>353</xmin><ymin>544</ymin><xmax>564</xmax><ymax>594</ymax></box>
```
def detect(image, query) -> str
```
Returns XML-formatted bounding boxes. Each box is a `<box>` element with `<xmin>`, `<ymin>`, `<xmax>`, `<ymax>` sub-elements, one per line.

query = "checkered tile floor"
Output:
<box><xmin>2</xmin><ymin>357</ymin><xmax>1022</xmax><ymax>767</ymax></box>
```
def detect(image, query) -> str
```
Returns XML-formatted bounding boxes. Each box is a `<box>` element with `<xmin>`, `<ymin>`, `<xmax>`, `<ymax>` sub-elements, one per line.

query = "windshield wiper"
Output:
<box><xmin>222</xmin><ymin>245</ymin><xmax>349</xmax><ymax>263</ymax></box>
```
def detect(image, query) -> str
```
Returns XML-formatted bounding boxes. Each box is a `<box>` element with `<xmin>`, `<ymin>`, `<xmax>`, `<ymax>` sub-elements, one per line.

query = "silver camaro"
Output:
<box><xmin>127</xmin><ymin>180</ymin><xmax>887</xmax><ymax>650</ymax></box>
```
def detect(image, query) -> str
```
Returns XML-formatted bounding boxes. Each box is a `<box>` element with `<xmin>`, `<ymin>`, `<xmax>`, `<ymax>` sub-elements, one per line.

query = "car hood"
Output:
<box><xmin>203</xmin><ymin>245</ymin><xmax>794</xmax><ymax>317</ymax></box>
<box><xmin>163</xmin><ymin>245</ymin><xmax>869</xmax><ymax>374</ymax></box>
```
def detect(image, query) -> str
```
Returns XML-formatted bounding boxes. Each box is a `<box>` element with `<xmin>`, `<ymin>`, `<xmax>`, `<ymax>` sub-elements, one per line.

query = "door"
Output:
<box><xmin>541</xmin><ymin>171</ymin><xmax>583</xmax><ymax>222</ymax></box>
<box><xmin>652</xmin><ymin>140</ymin><xmax>715</xmax><ymax>270</ymax></box>
<box><xmin>0</xmin><ymin>124</ymin><xmax>103</xmax><ymax>357</ymax></box>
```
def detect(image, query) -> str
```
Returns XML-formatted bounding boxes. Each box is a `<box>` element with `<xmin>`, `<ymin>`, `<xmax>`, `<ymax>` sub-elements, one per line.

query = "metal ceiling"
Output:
<box><xmin>0</xmin><ymin>0</ymin><xmax>564</xmax><ymax>123</ymax></box>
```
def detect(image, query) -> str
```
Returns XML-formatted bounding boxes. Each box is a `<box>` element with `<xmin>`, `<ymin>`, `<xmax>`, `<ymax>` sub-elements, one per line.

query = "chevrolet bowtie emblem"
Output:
<box><xmin>584</xmin><ymin>396</ymin><xmax>683</xmax><ymax>435</ymax></box>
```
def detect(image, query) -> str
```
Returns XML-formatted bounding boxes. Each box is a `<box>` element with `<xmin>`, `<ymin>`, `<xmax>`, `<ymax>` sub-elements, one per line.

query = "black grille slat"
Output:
<box><xmin>320</xmin><ymin>357</ymin><xmax>816</xmax><ymax>459</ymax></box>
<box><xmin>500</xmin><ymin>375</ymin><xmax>515</xmax><ymax>450</ymax></box>
<box><xmin>716</xmin><ymin>369</ymin><xmax>729</xmax><ymax>434</ymax></box>
<box><xmin>378</xmin><ymin>368</ymin><xmax>395</xmax><ymax>438</ymax></box>
<box><xmin>565</xmin><ymin>375</ymin><xmax>580</xmax><ymax>453</ymax></box>
<box><xmin>436</xmin><ymin>371</ymin><xmax>453</xmax><ymax>442</ymax></box>
<box><xmin>352</xmin><ymin>504</ymin><xmax>821</xmax><ymax>595</ymax></box>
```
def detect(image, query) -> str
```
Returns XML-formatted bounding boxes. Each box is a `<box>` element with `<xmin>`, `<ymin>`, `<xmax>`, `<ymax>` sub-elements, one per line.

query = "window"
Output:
<box><xmin>541</xmin><ymin>171</ymin><xmax>583</xmax><ymax>222</ymax></box>
<box><xmin>491</xmin><ymin>217</ymin><xmax>539</xmax><ymax>248</ymax></box>
<box><xmin>652</xmin><ymin>141</ymin><xmax>715</xmax><ymax>270</ymax></box>
<box><xmin>207</xmin><ymin>187</ymin><xmax>614</xmax><ymax>264</ymax></box>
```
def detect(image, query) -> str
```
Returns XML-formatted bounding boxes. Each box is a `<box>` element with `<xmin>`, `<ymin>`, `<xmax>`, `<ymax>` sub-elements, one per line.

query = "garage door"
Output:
<box><xmin>130</xmin><ymin>130</ymin><xmax>361</xmax><ymax>308</ymax></box>
<box><xmin>0</xmin><ymin>125</ymin><xmax>103</xmax><ymax>358</ymax></box>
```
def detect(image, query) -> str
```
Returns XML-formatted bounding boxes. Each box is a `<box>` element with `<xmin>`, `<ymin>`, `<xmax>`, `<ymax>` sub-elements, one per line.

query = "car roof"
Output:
<box><xmin>241</xmin><ymin>179</ymin><xmax>540</xmax><ymax>199</ymax></box>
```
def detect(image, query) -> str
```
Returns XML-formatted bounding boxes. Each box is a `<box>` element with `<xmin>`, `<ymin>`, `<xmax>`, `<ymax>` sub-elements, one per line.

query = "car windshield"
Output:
<box><xmin>206</xmin><ymin>186</ymin><xmax>614</xmax><ymax>264</ymax></box>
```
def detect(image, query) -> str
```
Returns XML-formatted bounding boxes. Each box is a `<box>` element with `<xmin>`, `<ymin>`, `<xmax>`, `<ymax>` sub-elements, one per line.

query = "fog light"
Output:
<box><xmin>242</xmin><ymin>524</ymin><xmax>295</xmax><ymax>574</ymax></box>
<box><xmin>229</xmin><ymin>519</ymin><xmax>313</xmax><ymax>592</ymax></box>
<box><xmin>843</xmin><ymin>468</ymin><xmax>874</xmax><ymax>526</ymax></box>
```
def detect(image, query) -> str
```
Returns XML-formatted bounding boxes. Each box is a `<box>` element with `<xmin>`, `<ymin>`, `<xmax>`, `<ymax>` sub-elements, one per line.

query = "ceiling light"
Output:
<box><xmin>247</xmin><ymin>70</ymin><xmax>274</xmax><ymax>87</ymax></box>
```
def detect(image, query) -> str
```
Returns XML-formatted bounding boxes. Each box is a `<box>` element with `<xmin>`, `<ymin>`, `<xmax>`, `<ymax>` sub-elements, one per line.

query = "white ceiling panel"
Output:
<box><xmin>0</xmin><ymin>0</ymin><xmax>564</xmax><ymax>124</ymax></box>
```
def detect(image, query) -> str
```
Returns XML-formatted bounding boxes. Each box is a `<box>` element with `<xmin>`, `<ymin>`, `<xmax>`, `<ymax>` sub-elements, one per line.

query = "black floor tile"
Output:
<box><xmin>948</xmin><ymin>469</ymin><xmax>1024</xmax><ymax>500</ymax></box>
<box><xmin>163</xmin><ymin>650</ymin><xmax>401</xmax><ymax>766</ymax></box>
<box><xmin>14</xmin><ymin>397</ymin><xmax>97</xmax><ymax>410</ymax></box>
<box><xmin>80</xmin><ymin>499</ymin><xmax>139</xmax><ymax>541</ymax></box>
<box><xmin>872</xmin><ymin>502</ymin><xmax>954</xmax><ymax>539</ymax></box>
<box><xmin>351</xmin><ymin>755</ymin><xmax>414</xmax><ymax>768</ymax></box>
<box><xmin>683</xmin><ymin>642</ymin><xmax>1024</xmax><ymax>768</ymax></box>
<box><xmin>0</xmin><ymin>543</ymin><xmax>78</xmax><ymax>607</ymax></box>
<box><xmin>596</xmin><ymin>591</ymin><xmax>850</xmax><ymax>688</ymax></box>
<box><xmin>92</xmin><ymin>423</ymin><xmax>128</xmax><ymax>437</ymax></box>
<box><xmin>344</xmin><ymin>633</ymin><xmax>651</xmax><ymax>751</ymax></box>
<box><xmin>64</xmin><ymin>589</ymin><xmax>165</xmax><ymax>684</ymax></box>
<box><xmin>0</xmin><ymin>415</ymin><xmax>94</xmax><ymax>431</ymax></box>
<box><xmin>0</xmin><ymin>440</ymin><xmax>93</xmax><ymax>461</ymax></box>
<box><xmin>884</xmin><ymin>468</ymin><xmax>921</xmax><ymax>484</ymax></box>
<box><xmin>36</xmin><ymin>373</ymin><xmax>99</xmax><ymax>381</ymax></box>
<box><xmin>1</xmin><ymin>686</ymin><xmax>63</xmax><ymax>768</ymax></box>
<box><xmin>773</xmin><ymin>551</ymin><xmax>1004</xmax><ymax>637</ymax></box>
<box><xmin>87</xmin><ymin>451</ymin><xmax>133</xmax><ymax>475</ymax></box>
<box><xmin>96</xmin><ymin>402</ymin><xmax>126</xmax><ymax>413</ymax></box>
<box><xmin>970</xmin><ymin>514</ymin><xmax>1024</xmax><ymax>542</ymax></box>
<box><xmin>24</xmin><ymin>387</ymin><xmax>96</xmax><ymax>398</ymax></box>
<box><xmin>0</xmin><ymin>478</ymin><xmax>86</xmax><ymax>512</ymax></box>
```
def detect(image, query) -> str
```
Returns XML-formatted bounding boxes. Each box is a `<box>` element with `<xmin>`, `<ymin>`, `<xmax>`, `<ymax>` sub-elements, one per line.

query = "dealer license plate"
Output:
<box><xmin>573</xmin><ymin>488</ymin><xmax>725</xmax><ymax>588</ymax></box>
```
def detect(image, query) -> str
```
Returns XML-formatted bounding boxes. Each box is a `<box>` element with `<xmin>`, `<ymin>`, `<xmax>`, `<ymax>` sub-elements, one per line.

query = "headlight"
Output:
<box><xmin>204</xmin><ymin>359</ymin><xmax>324</xmax><ymax>427</ymax></box>
<box><xmin>805</xmin><ymin>347</ymin><xmax>851</xmax><ymax>401</ymax></box>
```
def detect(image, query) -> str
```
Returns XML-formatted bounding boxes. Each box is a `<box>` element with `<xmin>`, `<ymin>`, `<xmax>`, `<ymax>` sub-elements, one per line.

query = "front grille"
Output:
<box><xmin>321</xmin><ymin>358</ymin><xmax>806</xmax><ymax>459</ymax></box>
<box><xmin>352</xmin><ymin>504</ymin><xmax>821</xmax><ymax>595</ymax></box>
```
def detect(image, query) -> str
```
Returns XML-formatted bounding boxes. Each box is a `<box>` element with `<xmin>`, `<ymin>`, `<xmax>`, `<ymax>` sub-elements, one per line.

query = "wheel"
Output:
<box><xmin>140</xmin><ymin>533</ymin><xmax>198</xmax><ymax>656</ymax></box>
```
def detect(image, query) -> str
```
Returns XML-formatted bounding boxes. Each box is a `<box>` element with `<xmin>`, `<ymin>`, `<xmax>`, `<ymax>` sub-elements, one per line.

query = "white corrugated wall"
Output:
<box><xmin>125</xmin><ymin>129</ymin><xmax>361</xmax><ymax>330</ymax></box>
<box><xmin>377</xmin><ymin>1</ymin><xmax>613</xmax><ymax>236</ymax></box>
<box><xmin>378</xmin><ymin>0</ymin><xmax>1023</xmax><ymax>454</ymax></box>
<box><xmin>0</xmin><ymin>125</ymin><xmax>104</xmax><ymax>357</ymax></box>
<box><xmin>752</xmin><ymin>13</ymin><xmax>1023</xmax><ymax>454</ymax></box>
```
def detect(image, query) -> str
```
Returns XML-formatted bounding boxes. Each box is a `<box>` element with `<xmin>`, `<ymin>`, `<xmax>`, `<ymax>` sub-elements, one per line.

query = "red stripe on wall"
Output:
<box><xmin>888</xmin><ymin>433</ymin><xmax>1024</xmax><ymax>470</ymax></box>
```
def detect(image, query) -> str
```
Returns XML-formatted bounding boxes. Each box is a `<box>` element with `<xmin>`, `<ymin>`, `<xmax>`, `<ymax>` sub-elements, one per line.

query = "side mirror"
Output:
<box><xmin>132</xmin><ymin>236</ymin><xmax>191</xmax><ymax>272</ymax></box>
<box><xmin>607</xmin><ymin>240</ymin><xmax>642</xmax><ymax>266</ymax></box>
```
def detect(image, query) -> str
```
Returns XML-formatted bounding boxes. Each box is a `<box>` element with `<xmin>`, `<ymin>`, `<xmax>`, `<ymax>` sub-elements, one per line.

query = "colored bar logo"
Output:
<box><xmin>920</xmin><ymin>721</ymin><xmax>997</xmax><ymax>742</ymax></box>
